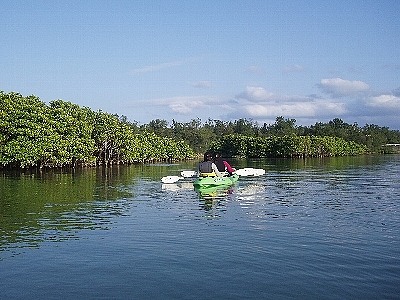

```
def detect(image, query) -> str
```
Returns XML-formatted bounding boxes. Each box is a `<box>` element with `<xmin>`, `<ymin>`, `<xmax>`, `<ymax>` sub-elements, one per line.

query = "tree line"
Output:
<box><xmin>142</xmin><ymin>116</ymin><xmax>400</xmax><ymax>154</ymax></box>
<box><xmin>210</xmin><ymin>134</ymin><xmax>367</xmax><ymax>158</ymax></box>
<box><xmin>0</xmin><ymin>92</ymin><xmax>194</xmax><ymax>168</ymax></box>
<box><xmin>1</xmin><ymin>91</ymin><xmax>399</xmax><ymax>168</ymax></box>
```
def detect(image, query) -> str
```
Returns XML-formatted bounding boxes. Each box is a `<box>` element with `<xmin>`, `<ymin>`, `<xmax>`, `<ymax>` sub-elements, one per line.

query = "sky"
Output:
<box><xmin>1</xmin><ymin>0</ymin><xmax>400</xmax><ymax>129</ymax></box>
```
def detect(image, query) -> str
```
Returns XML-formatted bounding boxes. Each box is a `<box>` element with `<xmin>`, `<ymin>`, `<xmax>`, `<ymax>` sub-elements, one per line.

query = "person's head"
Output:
<box><xmin>214</xmin><ymin>152</ymin><xmax>221</xmax><ymax>159</ymax></box>
<box><xmin>204</xmin><ymin>151</ymin><xmax>213</xmax><ymax>161</ymax></box>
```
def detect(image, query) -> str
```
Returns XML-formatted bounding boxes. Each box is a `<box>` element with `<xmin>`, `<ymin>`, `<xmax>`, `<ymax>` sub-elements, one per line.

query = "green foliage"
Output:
<box><xmin>0</xmin><ymin>92</ymin><xmax>55</xmax><ymax>167</ymax></box>
<box><xmin>262</xmin><ymin>116</ymin><xmax>297</xmax><ymax>136</ymax></box>
<box><xmin>301</xmin><ymin>118</ymin><xmax>400</xmax><ymax>153</ymax></box>
<box><xmin>145</xmin><ymin>116</ymin><xmax>399</xmax><ymax>155</ymax></box>
<box><xmin>210</xmin><ymin>134</ymin><xmax>367</xmax><ymax>158</ymax></box>
<box><xmin>0</xmin><ymin>91</ymin><xmax>194</xmax><ymax>168</ymax></box>
<box><xmin>49</xmin><ymin>100</ymin><xmax>96</xmax><ymax>165</ymax></box>
<box><xmin>2</xmin><ymin>90</ymin><xmax>398</xmax><ymax>169</ymax></box>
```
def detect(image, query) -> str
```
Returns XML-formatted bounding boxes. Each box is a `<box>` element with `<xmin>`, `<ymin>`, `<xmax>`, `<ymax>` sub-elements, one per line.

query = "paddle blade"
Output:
<box><xmin>181</xmin><ymin>170</ymin><xmax>197</xmax><ymax>178</ymax></box>
<box><xmin>235</xmin><ymin>168</ymin><xmax>255</xmax><ymax>176</ymax></box>
<box><xmin>252</xmin><ymin>169</ymin><xmax>266</xmax><ymax>176</ymax></box>
<box><xmin>235</xmin><ymin>168</ymin><xmax>266</xmax><ymax>177</ymax></box>
<box><xmin>161</xmin><ymin>176</ymin><xmax>183</xmax><ymax>183</ymax></box>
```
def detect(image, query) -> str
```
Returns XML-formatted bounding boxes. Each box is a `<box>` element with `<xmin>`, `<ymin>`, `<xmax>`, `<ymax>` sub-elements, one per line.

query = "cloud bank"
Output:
<box><xmin>137</xmin><ymin>78</ymin><xmax>399</xmax><ymax>129</ymax></box>
<box><xmin>318</xmin><ymin>78</ymin><xmax>370</xmax><ymax>97</ymax></box>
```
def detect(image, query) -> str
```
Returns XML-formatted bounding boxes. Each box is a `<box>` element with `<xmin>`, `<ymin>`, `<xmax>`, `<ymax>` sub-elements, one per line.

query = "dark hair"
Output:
<box><xmin>204</xmin><ymin>151</ymin><xmax>213</xmax><ymax>161</ymax></box>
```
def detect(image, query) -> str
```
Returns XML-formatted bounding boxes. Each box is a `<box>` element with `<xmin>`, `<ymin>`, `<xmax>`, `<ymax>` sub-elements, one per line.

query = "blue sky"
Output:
<box><xmin>2</xmin><ymin>0</ymin><xmax>400</xmax><ymax>129</ymax></box>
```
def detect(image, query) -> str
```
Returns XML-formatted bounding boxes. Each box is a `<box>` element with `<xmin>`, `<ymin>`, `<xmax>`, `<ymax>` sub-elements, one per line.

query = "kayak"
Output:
<box><xmin>193</xmin><ymin>173</ymin><xmax>239</xmax><ymax>188</ymax></box>
<box><xmin>161</xmin><ymin>168</ymin><xmax>265</xmax><ymax>184</ymax></box>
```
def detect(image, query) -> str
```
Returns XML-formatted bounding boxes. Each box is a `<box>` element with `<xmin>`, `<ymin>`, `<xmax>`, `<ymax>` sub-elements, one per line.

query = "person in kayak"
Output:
<box><xmin>213</xmin><ymin>152</ymin><xmax>235</xmax><ymax>175</ymax></box>
<box><xmin>198</xmin><ymin>151</ymin><xmax>222</xmax><ymax>177</ymax></box>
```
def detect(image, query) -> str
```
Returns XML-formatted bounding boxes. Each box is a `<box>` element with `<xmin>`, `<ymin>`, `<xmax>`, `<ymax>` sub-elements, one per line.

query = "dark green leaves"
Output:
<box><xmin>0</xmin><ymin>92</ymin><xmax>194</xmax><ymax>168</ymax></box>
<box><xmin>211</xmin><ymin>134</ymin><xmax>367</xmax><ymax>158</ymax></box>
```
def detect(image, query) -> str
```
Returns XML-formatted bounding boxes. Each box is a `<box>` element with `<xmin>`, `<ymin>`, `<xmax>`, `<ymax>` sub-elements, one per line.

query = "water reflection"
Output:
<box><xmin>234</xmin><ymin>155</ymin><xmax>400</xmax><ymax>234</ymax></box>
<box><xmin>161</xmin><ymin>182</ymin><xmax>193</xmax><ymax>192</ymax></box>
<box><xmin>0</xmin><ymin>166</ymin><xmax>140</xmax><ymax>254</ymax></box>
<box><xmin>2</xmin><ymin>156</ymin><xmax>399</xmax><ymax>256</ymax></box>
<box><xmin>195</xmin><ymin>185</ymin><xmax>236</xmax><ymax>211</ymax></box>
<box><xmin>161</xmin><ymin>179</ymin><xmax>235</xmax><ymax>211</ymax></box>
<box><xmin>1</xmin><ymin>156</ymin><xmax>399</xmax><ymax>299</ymax></box>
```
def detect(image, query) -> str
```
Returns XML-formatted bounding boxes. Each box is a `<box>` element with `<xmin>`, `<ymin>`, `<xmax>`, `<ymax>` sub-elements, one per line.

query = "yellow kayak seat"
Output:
<box><xmin>199</xmin><ymin>172</ymin><xmax>216</xmax><ymax>177</ymax></box>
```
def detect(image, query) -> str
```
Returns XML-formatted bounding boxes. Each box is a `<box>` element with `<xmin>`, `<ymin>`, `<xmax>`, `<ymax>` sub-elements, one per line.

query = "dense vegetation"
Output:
<box><xmin>142</xmin><ymin>118</ymin><xmax>400</xmax><ymax>158</ymax></box>
<box><xmin>1</xmin><ymin>91</ymin><xmax>399</xmax><ymax>168</ymax></box>
<box><xmin>0</xmin><ymin>92</ymin><xmax>194</xmax><ymax>168</ymax></box>
<box><xmin>210</xmin><ymin>134</ymin><xmax>367</xmax><ymax>158</ymax></box>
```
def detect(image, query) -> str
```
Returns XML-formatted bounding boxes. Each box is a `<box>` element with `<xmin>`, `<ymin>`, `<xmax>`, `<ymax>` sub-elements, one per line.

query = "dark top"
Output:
<box><xmin>199</xmin><ymin>161</ymin><xmax>213</xmax><ymax>173</ymax></box>
<box><xmin>214</xmin><ymin>157</ymin><xmax>225</xmax><ymax>172</ymax></box>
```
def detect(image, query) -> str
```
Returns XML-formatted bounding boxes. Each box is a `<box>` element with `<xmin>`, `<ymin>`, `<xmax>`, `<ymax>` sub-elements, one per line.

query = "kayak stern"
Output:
<box><xmin>193</xmin><ymin>174</ymin><xmax>239</xmax><ymax>188</ymax></box>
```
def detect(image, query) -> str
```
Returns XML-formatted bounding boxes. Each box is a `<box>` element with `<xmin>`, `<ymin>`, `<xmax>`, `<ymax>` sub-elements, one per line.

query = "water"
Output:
<box><xmin>1</xmin><ymin>156</ymin><xmax>400</xmax><ymax>299</ymax></box>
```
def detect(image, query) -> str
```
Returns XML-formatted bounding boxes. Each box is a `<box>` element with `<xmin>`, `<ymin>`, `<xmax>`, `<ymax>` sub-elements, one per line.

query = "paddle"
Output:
<box><xmin>161</xmin><ymin>170</ymin><xmax>197</xmax><ymax>183</ymax></box>
<box><xmin>181</xmin><ymin>170</ymin><xmax>197</xmax><ymax>177</ymax></box>
<box><xmin>235</xmin><ymin>168</ymin><xmax>265</xmax><ymax>177</ymax></box>
<box><xmin>161</xmin><ymin>175</ymin><xmax>184</xmax><ymax>184</ymax></box>
<box><xmin>161</xmin><ymin>168</ymin><xmax>266</xmax><ymax>183</ymax></box>
<box><xmin>251</xmin><ymin>168</ymin><xmax>266</xmax><ymax>176</ymax></box>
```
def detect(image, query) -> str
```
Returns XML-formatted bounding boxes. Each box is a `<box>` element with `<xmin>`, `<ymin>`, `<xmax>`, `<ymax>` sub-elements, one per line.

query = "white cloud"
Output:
<box><xmin>366</xmin><ymin>94</ymin><xmax>400</xmax><ymax>109</ymax></box>
<box><xmin>130</xmin><ymin>82</ymin><xmax>399</xmax><ymax>130</ymax></box>
<box><xmin>232</xmin><ymin>85</ymin><xmax>349</xmax><ymax>121</ymax></box>
<box><xmin>235</xmin><ymin>86</ymin><xmax>274</xmax><ymax>102</ymax></box>
<box><xmin>149</xmin><ymin>96</ymin><xmax>219</xmax><ymax>115</ymax></box>
<box><xmin>169</xmin><ymin>103</ymin><xmax>194</xmax><ymax>114</ymax></box>
<box><xmin>243</xmin><ymin>100</ymin><xmax>346</xmax><ymax>118</ymax></box>
<box><xmin>319</xmin><ymin>78</ymin><xmax>370</xmax><ymax>97</ymax></box>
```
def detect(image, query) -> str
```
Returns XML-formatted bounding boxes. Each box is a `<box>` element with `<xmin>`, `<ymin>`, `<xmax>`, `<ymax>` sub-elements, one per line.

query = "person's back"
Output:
<box><xmin>214</xmin><ymin>152</ymin><xmax>235</xmax><ymax>175</ymax></box>
<box><xmin>199</xmin><ymin>160</ymin><xmax>213</xmax><ymax>173</ymax></box>
<box><xmin>214</xmin><ymin>156</ymin><xmax>225</xmax><ymax>172</ymax></box>
<box><xmin>198</xmin><ymin>152</ymin><xmax>222</xmax><ymax>177</ymax></box>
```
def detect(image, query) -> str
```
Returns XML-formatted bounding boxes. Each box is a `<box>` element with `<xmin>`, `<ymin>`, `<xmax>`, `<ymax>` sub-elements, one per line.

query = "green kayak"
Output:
<box><xmin>193</xmin><ymin>174</ymin><xmax>239</xmax><ymax>188</ymax></box>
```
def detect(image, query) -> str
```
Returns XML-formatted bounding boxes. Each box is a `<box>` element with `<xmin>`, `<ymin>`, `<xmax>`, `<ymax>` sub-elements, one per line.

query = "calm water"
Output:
<box><xmin>1</xmin><ymin>155</ymin><xmax>399</xmax><ymax>299</ymax></box>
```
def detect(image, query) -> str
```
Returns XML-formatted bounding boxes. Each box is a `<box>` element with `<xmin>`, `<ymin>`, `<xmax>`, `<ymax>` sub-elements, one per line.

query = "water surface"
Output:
<box><xmin>1</xmin><ymin>156</ymin><xmax>399</xmax><ymax>299</ymax></box>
